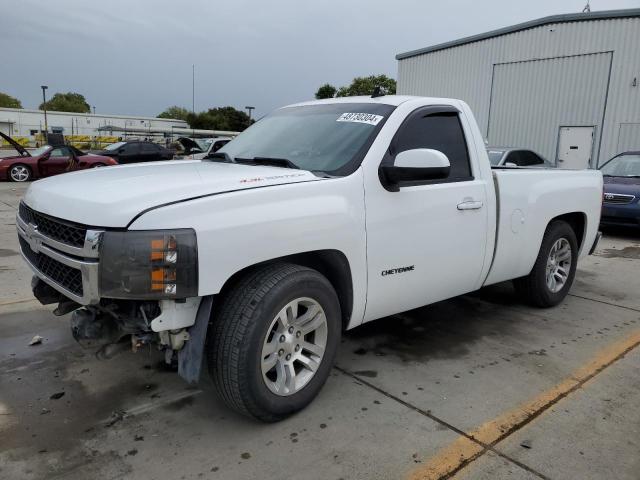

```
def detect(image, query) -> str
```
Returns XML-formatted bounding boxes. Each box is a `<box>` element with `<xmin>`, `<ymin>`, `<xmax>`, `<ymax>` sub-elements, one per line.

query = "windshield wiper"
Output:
<box><xmin>235</xmin><ymin>157</ymin><xmax>299</xmax><ymax>169</ymax></box>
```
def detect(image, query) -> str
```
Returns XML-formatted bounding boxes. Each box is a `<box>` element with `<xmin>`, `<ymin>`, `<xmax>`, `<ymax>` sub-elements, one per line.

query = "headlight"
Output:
<box><xmin>99</xmin><ymin>229</ymin><xmax>198</xmax><ymax>299</ymax></box>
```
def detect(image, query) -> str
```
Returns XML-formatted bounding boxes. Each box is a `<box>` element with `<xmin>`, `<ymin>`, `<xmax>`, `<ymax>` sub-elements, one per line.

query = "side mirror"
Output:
<box><xmin>380</xmin><ymin>149</ymin><xmax>450</xmax><ymax>191</ymax></box>
<box><xmin>118</xmin><ymin>148</ymin><xmax>125</xmax><ymax>154</ymax></box>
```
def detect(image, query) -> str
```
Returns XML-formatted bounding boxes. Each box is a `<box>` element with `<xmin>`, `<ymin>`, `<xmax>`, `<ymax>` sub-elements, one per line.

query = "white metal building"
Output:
<box><xmin>396</xmin><ymin>9</ymin><xmax>640</xmax><ymax>168</ymax></box>
<box><xmin>0</xmin><ymin>107</ymin><xmax>188</xmax><ymax>140</ymax></box>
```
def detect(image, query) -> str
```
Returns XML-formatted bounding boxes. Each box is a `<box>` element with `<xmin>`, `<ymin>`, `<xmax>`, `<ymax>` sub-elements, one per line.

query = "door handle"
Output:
<box><xmin>457</xmin><ymin>200</ymin><xmax>483</xmax><ymax>210</ymax></box>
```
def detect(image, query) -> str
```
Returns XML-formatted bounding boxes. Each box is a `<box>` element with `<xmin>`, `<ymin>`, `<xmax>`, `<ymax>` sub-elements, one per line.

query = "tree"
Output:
<box><xmin>157</xmin><ymin>106</ymin><xmax>191</xmax><ymax>121</ymax></box>
<box><xmin>335</xmin><ymin>74</ymin><xmax>396</xmax><ymax>97</ymax></box>
<box><xmin>315</xmin><ymin>84</ymin><xmax>337</xmax><ymax>99</ymax></box>
<box><xmin>39</xmin><ymin>92</ymin><xmax>90</xmax><ymax>113</ymax></box>
<box><xmin>187</xmin><ymin>106</ymin><xmax>253</xmax><ymax>131</ymax></box>
<box><xmin>0</xmin><ymin>92</ymin><xmax>22</xmax><ymax>108</ymax></box>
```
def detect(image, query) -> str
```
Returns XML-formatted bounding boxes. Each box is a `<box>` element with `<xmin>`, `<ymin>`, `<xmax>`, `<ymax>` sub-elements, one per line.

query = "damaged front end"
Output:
<box><xmin>18</xmin><ymin>204</ymin><xmax>211</xmax><ymax>383</ymax></box>
<box><xmin>31</xmin><ymin>277</ymin><xmax>212</xmax><ymax>383</ymax></box>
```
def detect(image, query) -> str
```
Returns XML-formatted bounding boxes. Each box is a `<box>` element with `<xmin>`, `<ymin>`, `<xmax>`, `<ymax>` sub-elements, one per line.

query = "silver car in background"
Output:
<box><xmin>488</xmin><ymin>147</ymin><xmax>553</xmax><ymax>168</ymax></box>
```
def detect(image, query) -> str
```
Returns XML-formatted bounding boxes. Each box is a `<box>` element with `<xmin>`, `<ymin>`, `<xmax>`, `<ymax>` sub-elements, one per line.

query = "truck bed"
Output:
<box><xmin>483</xmin><ymin>168</ymin><xmax>602</xmax><ymax>286</ymax></box>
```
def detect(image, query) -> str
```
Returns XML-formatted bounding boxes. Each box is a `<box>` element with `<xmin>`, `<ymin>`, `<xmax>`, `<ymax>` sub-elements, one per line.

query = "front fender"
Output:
<box><xmin>129</xmin><ymin>170</ymin><xmax>368</xmax><ymax>327</ymax></box>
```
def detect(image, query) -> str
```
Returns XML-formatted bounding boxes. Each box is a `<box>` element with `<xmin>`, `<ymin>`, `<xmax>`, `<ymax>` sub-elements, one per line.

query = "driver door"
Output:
<box><xmin>363</xmin><ymin>107</ymin><xmax>489</xmax><ymax>321</ymax></box>
<box><xmin>39</xmin><ymin>147</ymin><xmax>74</xmax><ymax>177</ymax></box>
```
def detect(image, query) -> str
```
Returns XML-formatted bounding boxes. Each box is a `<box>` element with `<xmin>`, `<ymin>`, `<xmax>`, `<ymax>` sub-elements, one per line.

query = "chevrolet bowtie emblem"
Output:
<box><xmin>26</xmin><ymin>223</ymin><xmax>41</xmax><ymax>253</ymax></box>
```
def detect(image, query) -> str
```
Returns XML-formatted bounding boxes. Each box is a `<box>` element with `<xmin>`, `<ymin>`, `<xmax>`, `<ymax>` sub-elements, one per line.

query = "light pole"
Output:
<box><xmin>92</xmin><ymin>106</ymin><xmax>96</xmax><ymax>114</ymax></box>
<box><xmin>40</xmin><ymin>85</ymin><xmax>49</xmax><ymax>136</ymax></box>
<box><xmin>245</xmin><ymin>106</ymin><xmax>255</xmax><ymax>122</ymax></box>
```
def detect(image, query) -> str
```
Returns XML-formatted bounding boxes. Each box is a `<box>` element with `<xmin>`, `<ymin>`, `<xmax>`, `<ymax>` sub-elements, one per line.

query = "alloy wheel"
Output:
<box><xmin>10</xmin><ymin>165</ymin><xmax>30</xmax><ymax>182</ymax></box>
<box><xmin>261</xmin><ymin>297</ymin><xmax>328</xmax><ymax>396</ymax></box>
<box><xmin>546</xmin><ymin>238</ymin><xmax>572</xmax><ymax>293</ymax></box>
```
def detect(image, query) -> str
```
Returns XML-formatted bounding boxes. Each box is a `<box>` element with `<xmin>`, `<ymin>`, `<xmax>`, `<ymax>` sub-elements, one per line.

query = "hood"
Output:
<box><xmin>23</xmin><ymin>160</ymin><xmax>321</xmax><ymax>227</ymax></box>
<box><xmin>603</xmin><ymin>175</ymin><xmax>640</xmax><ymax>195</ymax></box>
<box><xmin>0</xmin><ymin>131</ymin><xmax>30</xmax><ymax>157</ymax></box>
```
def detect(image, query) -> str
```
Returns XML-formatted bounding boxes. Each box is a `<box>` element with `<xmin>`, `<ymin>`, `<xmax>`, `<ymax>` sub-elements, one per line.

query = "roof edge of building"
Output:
<box><xmin>0</xmin><ymin>107</ymin><xmax>188</xmax><ymax>124</ymax></box>
<box><xmin>396</xmin><ymin>8</ymin><xmax>640</xmax><ymax>60</ymax></box>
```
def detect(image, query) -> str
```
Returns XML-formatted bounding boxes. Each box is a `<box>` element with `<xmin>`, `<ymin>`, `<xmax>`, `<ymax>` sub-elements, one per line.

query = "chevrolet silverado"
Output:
<box><xmin>17</xmin><ymin>95</ymin><xmax>602</xmax><ymax>421</ymax></box>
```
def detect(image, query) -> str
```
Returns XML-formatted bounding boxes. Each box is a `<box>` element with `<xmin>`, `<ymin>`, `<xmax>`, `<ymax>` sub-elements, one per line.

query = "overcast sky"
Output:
<box><xmin>2</xmin><ymin>0</ymin><xmax>638</xmax><ymax>118</ymax></box>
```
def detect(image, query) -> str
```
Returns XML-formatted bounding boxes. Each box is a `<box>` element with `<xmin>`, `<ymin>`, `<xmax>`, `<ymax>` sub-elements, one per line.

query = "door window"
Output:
<box><xmin>50</xmin><ymin>147</ymin><xmax>71</xmax><ymax>157</ymax></box>
<box><xmin>388</xmin><ymin>111</ymin><xmax>473</xmax><ymax>182</ymax></box>
<box><xmin>141</xmin><ymin>143</ymin><xmax>159</xmax><ymax>153</ymax></box>
<box><xmin>122</xmin><ymin>143</ymin><xmax>140</xmax><ymax>154</ymax></box>
<box><xmin>508</xmin><ymin>150</ymin><xmax>544</xmax><ymax>166</ymax></box>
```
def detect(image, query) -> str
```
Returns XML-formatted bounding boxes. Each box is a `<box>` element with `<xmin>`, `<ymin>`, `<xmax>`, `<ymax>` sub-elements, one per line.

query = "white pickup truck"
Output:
<box><xmin>17</xmin><ymin>95</ymin><xmax>602</xmax><ymax>421</ymax></box>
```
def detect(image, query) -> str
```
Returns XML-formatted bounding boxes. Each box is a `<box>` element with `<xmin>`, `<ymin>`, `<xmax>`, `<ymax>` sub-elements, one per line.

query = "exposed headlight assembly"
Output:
<box><xmin>100</xmin><ymin>229</ymin><xmax>198</xmax><ymax>299</ymax></box>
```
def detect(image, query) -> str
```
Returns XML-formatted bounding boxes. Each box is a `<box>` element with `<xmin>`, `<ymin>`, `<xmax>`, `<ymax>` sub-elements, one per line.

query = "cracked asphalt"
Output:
<box><xmin>0</xmin><ymin>181</ymin><xmax>639</xmax><ymax>480</ymax></box>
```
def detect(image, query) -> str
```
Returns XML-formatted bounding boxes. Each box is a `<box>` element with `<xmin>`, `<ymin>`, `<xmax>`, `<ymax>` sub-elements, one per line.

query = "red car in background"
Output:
<box><xmin>0</xmin><ymin>132</ymin><xmax>117</xmax><ymax>182</ymax></box>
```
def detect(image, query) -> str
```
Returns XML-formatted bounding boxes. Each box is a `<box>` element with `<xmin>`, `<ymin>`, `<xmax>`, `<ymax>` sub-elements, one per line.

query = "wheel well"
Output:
<box><xmin>549</xmin><ymin>212</ymin><xmax>586</xmax><ymax>250</ymax></box>
<box><xmin>217</xmin><ymin>250</ymin><xmax>354</xmax><ymax>330</ymax></box>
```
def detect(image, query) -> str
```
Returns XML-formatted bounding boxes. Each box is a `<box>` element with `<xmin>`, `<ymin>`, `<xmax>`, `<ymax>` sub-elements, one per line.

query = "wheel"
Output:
<box><xmin>207</xmin><ymin>263</ymin><xmax>341</xmax><ymax>422</ymax></box>
<box><xmin>514</xmin><ymin>220</ymin><xmax>578</xmax><ymax>307</ymax></box>
<box><xmin>9</xmin><ymin>164</ymin><xmax>32</xmax><ymax>182</ymax></box>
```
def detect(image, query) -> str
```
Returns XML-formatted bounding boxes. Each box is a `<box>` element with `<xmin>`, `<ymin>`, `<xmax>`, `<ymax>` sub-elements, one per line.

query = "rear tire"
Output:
<box><xmin>514</xmin><ymin>220</ymin><xmax>578</xmax><ymax>307</ymax></box>
<box><xmin>207</xmin><ymin>263</ymin><xmax>341</xmax><ymax>422</ymax></box>
<box><xmin>9</xmin><ymin>164</ymin><xmax>32</xmax><ymax>182</ymax></box>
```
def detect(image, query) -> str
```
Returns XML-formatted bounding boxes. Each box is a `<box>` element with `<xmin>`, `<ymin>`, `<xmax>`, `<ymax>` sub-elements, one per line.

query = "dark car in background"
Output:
<box><xmin>94</xmin><ymin>140</ymin><xmax>174</xmax><ymax>164</ymax></box>
<box><xmin>487</xmin><ymin>147</ymin><xmax>552</xmax><ymax>167</ymax></box>
<box><xmin>0</xmin><ymin>132</ymin><xmax>117</xmax><ymax>182</ymax></box>
<box><xmin>599</xmin><ymin>151</ymin><xmax>640</xmax><ymax>229</ymax></box>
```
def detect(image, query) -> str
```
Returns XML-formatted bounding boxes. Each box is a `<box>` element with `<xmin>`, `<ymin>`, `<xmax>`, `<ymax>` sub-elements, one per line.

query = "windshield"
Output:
<box><xmin>104</xmin><ymin>141</ymin><xmax>127</xmax><ymax>151</ymax></box>
<box><xmin>30</xmin><ymin>146</ymin><xmax>51</xmax><ymax>156</ymax></box>
<box><xmin>487</xmin><ymin>150</ymin><xmax>505</xmax><ymax>166</ymax></box>
<box><xmin>195</xmin><ymin>139</ymin><xmax>212</xmax><ymax>151</ymax></box>
<box><xmin>600</xmin><ymin>154</ymin><xmax>640</xmax><ymax>177</ymax></box>
<box><xmin>219</xmin><ymin>103</ymin><xmax>395</xmax><ymax>175</ymax></box>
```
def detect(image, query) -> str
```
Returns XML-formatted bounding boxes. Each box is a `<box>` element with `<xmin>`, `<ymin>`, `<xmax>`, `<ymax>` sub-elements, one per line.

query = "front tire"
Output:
<box><xmin>9</xmin><ymin>164</ymin><xmax>32</xmax><ymax>182</ymax></box>
<box><xmin>207</xmin><ymin>263</ymin><xmax>341</xmax><ymax>422</ymax></box>
<box><xmin>514</xmin><ymin>220</ymin><xmax>578</xmax><ymax>307</ymax></box>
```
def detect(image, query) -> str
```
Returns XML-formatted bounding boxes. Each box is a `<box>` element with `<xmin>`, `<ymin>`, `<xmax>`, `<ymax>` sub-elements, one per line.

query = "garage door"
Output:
<box><xmin>487</xmin><ymin>52</ymin><xmax>612</xmax><ymax>167</ymax></box>
<box><xmin>617</xmin><ymin>123</ymin><xmax>640</xmax><ymax>153</ymax></box>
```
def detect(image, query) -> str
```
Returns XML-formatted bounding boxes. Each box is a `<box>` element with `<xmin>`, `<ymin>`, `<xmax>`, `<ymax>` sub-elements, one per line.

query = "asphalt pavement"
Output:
<box><xmin>0</xmin><ymin>181</ymin><xmax>638</xmax><ymax>480</ymax></box>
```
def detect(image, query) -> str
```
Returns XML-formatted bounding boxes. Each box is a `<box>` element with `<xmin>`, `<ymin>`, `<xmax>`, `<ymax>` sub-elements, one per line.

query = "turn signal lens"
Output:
<box><xmin>100</xmin><ymin>229</ymin><xmax>198</xmax><ymax>300</ymax></box>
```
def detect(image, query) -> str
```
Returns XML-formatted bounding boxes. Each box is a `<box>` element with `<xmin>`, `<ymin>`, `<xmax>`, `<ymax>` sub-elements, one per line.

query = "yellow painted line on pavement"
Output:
<box><xmin>408</xmin><ymin>329</ymin><xmax>640</xmax><ymax>480</ymax></box>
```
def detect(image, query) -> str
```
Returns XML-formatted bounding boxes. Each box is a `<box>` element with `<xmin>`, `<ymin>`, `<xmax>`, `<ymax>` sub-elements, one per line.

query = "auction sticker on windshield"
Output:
<box><xmin>336</xmin><ymin>113</ymin><xmax>383</xmax><ymax>126</ymax></box>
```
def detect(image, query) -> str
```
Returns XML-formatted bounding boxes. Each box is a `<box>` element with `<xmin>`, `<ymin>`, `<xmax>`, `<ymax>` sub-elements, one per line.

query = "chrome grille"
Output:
<box><xmin>603</xmin><ymin>193</ymin><xmax>635</xmax><ymax>205</ymax></box>
<box><xmin>19</xmin><ymin>236</ymin><xmax>84</xmax><ymax>296</ymax></box>
<box><xmin>19</xmin><ymin>202</ymin><xmax>87</xmax><ymax>247</ymax></box>
<box><xmin>17</xmin><ymin>204</ymin><xmax>102</xmax><ymax>305</ymax></box>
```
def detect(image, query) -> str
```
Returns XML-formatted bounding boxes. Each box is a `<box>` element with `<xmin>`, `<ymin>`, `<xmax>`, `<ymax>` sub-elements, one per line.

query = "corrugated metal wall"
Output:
<box><xmin>397</xmin><ymin>17</ymin><xmax>640</xmax><ymax>166</ymax></box>
<box><xmin>488</xmin><ymin>52</ymin><xmax>611</xmax><ymax>164</ymax></box>
<box><xmin>617</xmin><ymin>123</ymin><xmax>640</xmax><ymax>151</ymax></box>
